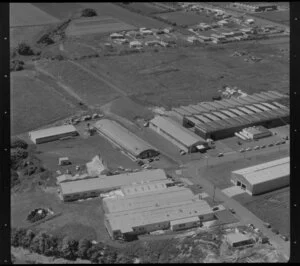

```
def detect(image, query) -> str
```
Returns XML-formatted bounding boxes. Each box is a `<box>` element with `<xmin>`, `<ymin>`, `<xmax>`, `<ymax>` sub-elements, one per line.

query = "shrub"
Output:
<box><xmin>10</xmin><ymin>59</ymin><xmax>24</xmax><ymax>71</ymax></box>
<box><xmin>20</xmin><ymin>229</ymin><xmax>36</xmax><ymax>248</ymax></box>
<box><xmin>11</xmin><ymin>170</ymin><xmax>20</xmax><ymax>188</ymax></box>
<box><xmin>11</xmin><ymin>138</ymin><xmax>28</xmax><ymax>150</ymax></box>
<box><xmin>11</xmin><ymin>148</ymin><xmax>28</xmax><ymax>170</ymax></box>
<box><xmin>77</xmin><ymin>238</ymin><xmax>92</xmax><ymax>259</ymax></box>
<box><xmin>81</xmin><ymin>8</ymin><xmax>97</xmax><ymax>17</ymax></box>
<box><xmin>17</xmin><ymin>42</ymin><xmax>35</xmax><ymax>56</ymax></box>
<box><xmin>37</xmin><ymin>34</ymin><xmax>55</xmax><ymax>45</ymax></box>
<box><xmin>60</xmin><ymin>237</ymin><xmax>78</xmax><ymax>260</ymax></box>
<box><xmin>11</xmin><ymin>228</ymin><xmax>27</xmax><ymax>247</ymax></box>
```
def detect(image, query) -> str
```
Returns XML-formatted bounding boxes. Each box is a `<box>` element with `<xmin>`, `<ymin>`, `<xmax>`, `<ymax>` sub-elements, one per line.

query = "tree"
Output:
<box><xmin>11</xmin><ymin>170</ymin><xmax>20</xmax><ymax>188</ymax></box>
<box><xmin>20</xmin><ymin>229</ymin><xmax>35</xmax><ymax>248</ymax></box>
<box><xmin>17</xmin><ymin>42</ymin><xmax>35</xmax><ymax>56</ymax></box>
<box><xmin>11</xmin><ymin>148</ymin><xmax>28</xmax><ymax>170</ymax></box>
<box><xmin>60</xmin><ymin>236</ymin><xmax>78</xmax><ymax>260</ymax></box>
<box><xmin>10</xmin><ymin>59</ymin><xmax>24</xmax><ymax>72</ymax></box>
<box><xmin>37</xmin><ymin>34</ymin><xmax>55</xmax><ymax>45</ymax></box>
<box><xmin>11</xmin><ymin>228</ymin><xmax>27</xmax><ymax>247</ymax></box>
<box><xmin>81</xmin><ymin>8</ymin><xmax>97</xmax><ymax>17</ymax></box>
<box><xmin>30</xmin><ymin>231</ymin><xmax>49</xmax><ymax>254</ymax></box>
<box><xmin>11</xmin><ymin>138</ymin><xmax>28</xmax><ymax>150</ymax></box>
<box><xmin>77</xmin><ymin>238</ymin><xmax>92</xmax><ymax>259</ymax></box>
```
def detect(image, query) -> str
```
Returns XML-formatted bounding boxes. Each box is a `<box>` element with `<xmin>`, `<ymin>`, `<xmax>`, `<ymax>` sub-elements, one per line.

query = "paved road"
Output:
<box><xmin>183</xmin><ymin>163</ymin><xmax>290</xmax><ymax>260</ymax></box>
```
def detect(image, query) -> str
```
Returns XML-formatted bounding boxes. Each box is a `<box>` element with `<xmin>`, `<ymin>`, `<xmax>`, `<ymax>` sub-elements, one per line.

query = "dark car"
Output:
<box><xmin>137</xmin><ymin>160</ymin><xmax>144</xmax><ymax>166</ymax></box>
<box><xmin>263</xmin><ymin>222</ymin><xmax>271</xmax><ymax>228</ymax></box>
<box><xmin>280</xmin><ymin>235</ymin><xmax>289</xmax><ymax>241</ymax></box>
<box><xmin>271</xmin><ymin>228</ymin><xmax>279</xmax><ymax>235</ymax></box>
<box><xmin>229</xmin><ymin>208</ymin><xmax>236</xmax><ymax>214</ymax></box>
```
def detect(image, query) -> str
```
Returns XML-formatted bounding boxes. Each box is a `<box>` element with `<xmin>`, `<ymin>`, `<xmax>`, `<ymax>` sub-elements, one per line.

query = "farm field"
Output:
<box><xmin>31</xmin><ymin>2</ymin><xmax>84</xmax><ymax>20</ymax></box>
<box><xmin>11</xmin><ymin>71</ymin><xmax>78</xmax><ymax>135</ymax></box>
<box><xmin>122</xmin><ymin>2</ymin><xmax>168</xmax><ymax>15</ymax></box>
<box><xmin>251</xmin><ymin>10</ymin><xmax>290</xmax><ymax>26</ymax></box>
<box><xmin>234</xmin><ymin>187</ymin><xmax>290</xmax><ymax>237</ymax></box>
<box><xmin>79</xmin><ymin>2</ymin><xmax>167</xmax><ymax>28</ymax></box>
<box><xmin>10</xmin><ymin>26</ymin><xmax>47</xmax><ymax>48</ymax></box>
<box><xmin>10</xmin><ymin>3</ymin><xmax>59</xmax><ymax>27</ymax></box>
<box><xmin>79</xmin><ymin>40</ymin><xmax>288</xmax><ymax>109</ymax></box>
<box><xmin>66</xmin><ymin>16</ymin><xmax>136</xmax><ymax>36</ymax></box>
<box><xmin>156</xmin><ymin>11</ymin><xmax>218</xmax><ymax>26</ymax></box>
<box><xmin>36</xmin><ymin>60</ymin><xmax>120</xmax><ymax>108</ymax></box>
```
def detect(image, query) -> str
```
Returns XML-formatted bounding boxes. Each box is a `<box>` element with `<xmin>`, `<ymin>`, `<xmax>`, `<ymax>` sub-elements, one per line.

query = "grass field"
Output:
<box><xmin>10</xmin><ymin>26</ymin><xmax>47</xmax><ymax>48</ymax></box>
<box><xmin>157</xmin><ymin>11</ymin><xmax>217</xmax><ymax>26</ymax></box>
<box><xmin>251</xmin><ymin>10</ymin><xmax>290</xmax><ymax>26</ymax></box>
<box><xmin>124</xmin><ymin>2</ymin><xmax>167</xmax><ymax>15</ymax></box>
<box><xmin>11</xmin><ymin>71</ymin><xmax>78</xmax><ymax>135</ymax></box>
<box><xmin>234</xmin><ymin>187</ymin><xmax>290</xmax><ymax>237</ymax></box>
<box><xmin>37</xmin><ymin>60</ymin><xmax>120</xmax><ymax>108</ymax></box>
<box><xmin>66</xmin><ymin>17</ymin><xmax>136</xmax><ymax>36</ymax></box>
<box><xmin>80</xmin><ymin>40</ymin><xmax>288</xmax><ymax>109</ymax></box>
<box><xmin>10</xmin><ymin>3</ymin><xmax>59</xmax><ymax>27</ymax></box>
<box><xmin>11</xmin><ymin>188</ymin><xmax>109</xmax><ymax>242</ymax></box>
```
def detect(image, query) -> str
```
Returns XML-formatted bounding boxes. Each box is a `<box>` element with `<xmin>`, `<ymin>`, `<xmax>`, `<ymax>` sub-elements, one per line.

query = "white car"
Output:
<box><xmin>245</xmin><ymin>147</ymin><xmax>252</xmax><ymax>151</ymax></box>
<box><xmin>254</xmin><ymin>146</ymin><xmax>260</xmax><ymax>150</ymax></box>
<box><xmin>260</xmin><ymin>145</ymin><xmax>266</xmax><ymax>149</ymax></box>
<box><xmin>239</xmin><ymin>148</ymin><xmax>245</xmax><ymax>153</ymax></box>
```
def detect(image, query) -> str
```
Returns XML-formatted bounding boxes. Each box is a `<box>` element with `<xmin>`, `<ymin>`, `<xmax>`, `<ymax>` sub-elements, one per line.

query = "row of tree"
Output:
<box><xmin>11</xmin><ymin>227</ymin><xmax>134</xmax><ymax>263</ymax></box>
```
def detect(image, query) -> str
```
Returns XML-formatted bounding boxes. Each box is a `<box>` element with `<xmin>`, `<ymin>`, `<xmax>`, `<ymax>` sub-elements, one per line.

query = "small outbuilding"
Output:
<box><xmin>226</xmin><ymin>232</ymin><xmax>254</xmax><ymax>247</ymax></box>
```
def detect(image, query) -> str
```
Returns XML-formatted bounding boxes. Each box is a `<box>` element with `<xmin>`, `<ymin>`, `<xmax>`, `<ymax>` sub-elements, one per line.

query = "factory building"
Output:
<box><xmin>231</xmin><ymin>157</ymin><xmax>290</xmax><ymax>195</ymax></box>
<box><xmin>29</xmin><ymin>125</ymin><xmax>78</xmax><ymax>144</ymax></box>
<box><xmin>226</xmin><ymin>232</ymin><xmax>254</xmax><ymax>248</ymax></box>
<box><xmin>149</xmin><ymin>116</ymin><xmax>206</xmax><ymax>153</ymax></box>
<box><xmin>181</xmin><ymin>105</ymin><xmax>200</xmax><ymax>115</ymax></box>
<box><xmin>104</xmin><ymin>197</ymin><xmax>217</xmax><ymax>240</ymax></box>
<box><xmin>231</xmin><ymin>2</ymin><xmax>278</xmax><ymax>12</ymax></box>
<box><xmin>94</xmin><ymin>119</ymin><xmax>159</xmax><ymax>160</ymax></box>
<box><xmin>59</xmin><ymin>169</ymin><xmax>168</xmax><ymax>201</ymax></box>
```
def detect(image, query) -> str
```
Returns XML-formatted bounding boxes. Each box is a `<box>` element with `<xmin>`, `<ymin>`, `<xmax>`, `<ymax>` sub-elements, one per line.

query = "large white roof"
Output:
<box><xmin>233</xmin><ymin>157</ymin><xmax>290</xmax><ymax>185</ymax></box>
<box><xmin>106</xmin><ymin>199</ymin><xmax>213</xmax><ymax>233</ymax></box>
<box><xmin>60</xmin><ymin>169</ymin><xmax>167</xmax><ymax>195</ymax></box>
<box><xmin>104</xmin><ymin>186</ymin><xmax>195</xmax><ymax>213</ymax></box>
<box><xmin>150</xmin><ymin>116</ymin><xmax>205</xmax><ymax>147</ymax></box>
<box><xmin>29</xmin><ymin>125</ymin><xmax>77</xmax><ymax>141</ymax></box>
<box><xmin>94</xmin><ymin>119</ymin><xmax>157</xmax><ymax>157</ymax></box>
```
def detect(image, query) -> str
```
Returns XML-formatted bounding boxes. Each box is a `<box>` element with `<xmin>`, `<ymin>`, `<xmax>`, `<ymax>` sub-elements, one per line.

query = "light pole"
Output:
<box><xmin>212</xmin><ymin>184</ymin><xmax>216</xmax><ymax>204</ymax></box>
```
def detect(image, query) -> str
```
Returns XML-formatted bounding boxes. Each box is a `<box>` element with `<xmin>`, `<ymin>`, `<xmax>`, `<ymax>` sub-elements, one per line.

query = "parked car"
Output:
<box><xmin>275</xmin><ymin>141</ymin><xmax>281</xmax><ymax>146</ymax></box>
<box><xmin>180</xmin><ymin>150</ymin><xmax>186</xmax><ymax>155</ymax></box>
<box><xmin>217</xmin><ymin>153</ymin><xmax>224</xmax><ymax>157</ymax></box>
<box><xmin>248</xmin><ymin>223</ymin><xmax>255</xmax><ymax>230</ymax></box>
<box><xmin>260</xmin><ymin>145</ymin><xmax>266</xmax><ymax>148</ymax></box>
<box><xmin>239</xmin><ymin>148</ymin><xmax>245</xmax><ymax>153</ymax></box>
<box><xmin>229</xmin><ymin>208</ymin><xmax>236</xmax><ymax>214</ymax></box>
<box><xmin>137</xmin><ymin>160</ymin><xmax>144</xmax><ymax>166</ymax></box>
<box><xmin>254</xmin><ymin>146</ymin><xmax>260</xmax><ymax>150</ymax></box>
<box><xmin>212</xmin><ymin>206</ymin><xmax>219</xmax><ymax>211</ymax></box>
<box><xmin>148</xmin><ymin>158</ymin><xmax>154</xmax><ymax>163</ymax></box>
<box><xmin>268</xmin><ymin>143</ymin><xmax>274</xmax><ymax>147</ymax></box>
<box><xmin>263</xmin><ymin>222</ymin><xmax>271</xmax><ymax>228</ymax></box>
<box><xmin>271</xmin><ymin>228</ymin><xmax>279</xmax><ymax>234</ymax></box>
<box><xmin>245</xmin><ymin>147</ymin><xmax>252</xmax><ymax>151</ymax></box>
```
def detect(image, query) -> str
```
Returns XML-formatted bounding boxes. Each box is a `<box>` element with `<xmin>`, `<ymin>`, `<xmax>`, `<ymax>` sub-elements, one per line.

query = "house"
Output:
<box><xmin>129</xmin><ymin>40</ymin><xmax>143</xmax><ymax>49</ymax></box>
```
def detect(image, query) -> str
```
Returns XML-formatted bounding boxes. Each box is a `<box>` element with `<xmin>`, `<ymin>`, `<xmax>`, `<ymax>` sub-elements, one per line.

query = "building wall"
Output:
<box><xmin>171</xmin><ymin>219</ymin><xmax>200</xmax><ymax>231</ymax></box>
<box><xmin>61</xmin><ymin>187</ymin><xmax>112</xmax><ymax>202</ymax></box>
<box><xmin>251</xmin><ymin>174</ymin><xmax>289</xmax><ymax>195</ymax></box>
<box><xmin>34</xmin><ymin>131</ymin><xmax>78</xmax><ymax>144</ymax></box>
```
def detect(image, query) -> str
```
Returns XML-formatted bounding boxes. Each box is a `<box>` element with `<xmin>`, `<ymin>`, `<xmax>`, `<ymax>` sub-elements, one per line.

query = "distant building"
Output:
<box><xmin>231</xmin><ymin>2</ymin><xmax>278</xmax><ymax>12</ymax></box>
<box><xmin>231</xmin><ymin>157</ymin><xmax>290</xmax><ymax>195</ymax></box>
<box><xmin>59</xmin><ymin>169</ymin><xmax>168</xmax><ymax>201</ymax></box>
<box><xmin>29</xmin><ymin>125</ymin><xmax>78</xmax><ymax>144</ymax></box>
<box><xmin>94</xmin><ymin>119</ymin><xmax>159</xmax><ymax>160</ymax></box>
<box><xmin>226</xmin><ymin>232</ymin><xmax>254</xmax><ymax>247</ymax></box>
<box><xmin>129</xmin><ymin>41</ymin><xmax>142</xmax><ymax>48</ymax></box>
<box><xmin>241</xmin><ymin>126</ymin><xmax>272</xmax><ymax>140</ymax></box>
<box><xmin>149</xmin><ymin>116</ymin><xmax>206</xmax><ymax>153</ymax></box>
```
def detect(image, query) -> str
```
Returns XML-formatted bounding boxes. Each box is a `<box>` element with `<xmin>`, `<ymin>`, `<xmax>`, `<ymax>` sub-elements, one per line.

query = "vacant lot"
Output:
<box><xmin>124</xmin><ymin>2</ymin><xmax>167</xmax><ymax>15</ymax></box>
<box><xmin>234</xmin><ymin>187</ymin><xmax>290</xmax><ymax>237</ymax></box>
<box><xmin>37</xmin><ymin>60</ymin><xmax>120</xmax><ymax>108</ymax></box>
<box><xmin>11</xmin><ymin>188</ymin><xmax>109</xmax><ymax>242</ymax></box>
<box><xmin>80</xmin><ymin>40</ymin><xmax>288</xmax><ymax>109</ymax></box>
<box><xmin>66</xmin><ymin>17</ymin><xmax>136</xmax><ymax>36</ymax></box>
<box><xmin>157</xmin><ymin>11</ymin><xmax>217</xmax><ymax>26</ymax></box>
<box><xmin>11</xmin><ymin>71</ymin><xmax>78</xmax><ymax>135</ymax></box>
<box><xmin>251</xmin><ymin>10</ymin><xmax>290</xmax><ymax>26</ymax></box>
<box><xmin>10</xmin><ymin>3</ymin><xmax>59</xmax><ymax>27</ymax></box>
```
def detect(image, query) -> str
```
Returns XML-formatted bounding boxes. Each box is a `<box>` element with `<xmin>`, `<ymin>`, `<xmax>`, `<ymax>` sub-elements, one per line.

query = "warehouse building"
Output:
<box><xmin>231</xmin><ymin>157</ymin><xmax>290</xmax><ymax>195</ymax></box>
<box><xmin>59</xmin><ymin>169</ymin><xmax>168</xmax><ymax>201</ymax></box>
<box><xmin>181</xmin><ymin>105</ymin><xmax>200</xmax><ymax>115</ymax></box>
<box><xmin>149</xmin><ymin>116</ymin><xmax>206</xmax><ymax>153</ymax></box>
<box><xmin>104</xmin><ymin>199</ymin><xmax>217</xmax><ymax>240</ymax></box>
<box><xmin>94</xmin><ymin>119</ymin><xmax>159</xmax><ymax>160</ymax></box>
<box><xmin>121</xmin><ymin>180</ymin><xmax>172</xmax><ymax>196</ymax></box>
<box><xmin>103</xmin><ymin>186</ymin><xmax>195</xmax><ymax>214</ymax></box>
<box><xmin>29</xmin><ymin>125</ymin><xmax>78</xmax><ymax>144</ymax></box>
<box><xmin>190</xmin><ymin>104</ymin><xmax>209</xmax><ymax>113</ymax></box>
<box><xmin>226</xmin><ymin>232</ymin><xmax>254</xmax><ymax>248</ymax></box>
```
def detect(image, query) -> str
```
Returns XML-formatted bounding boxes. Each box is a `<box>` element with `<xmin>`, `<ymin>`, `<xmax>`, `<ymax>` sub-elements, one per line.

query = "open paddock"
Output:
<box><xmin>37</xmin><ymin>60</ymin><xmax>120</xmax><ymax>108</ymax></box>
<box><xmin>10</xmin><ymin>3</ymin><xmax>59</xmax><ymax>27</ymax></box>
<box><xmin>251</xmin><ymin>10</ymin><xmax>290</xmax><ymax>26</ymax></box>
<box><xmin>156</xmin><ymin>11</ymin><xmax>218</xmax><ymax>26</ymax></box>
<box><xmin>66</xmin><ymin>16</ymin><xmax>137</xmax><ymax>36</ymax></box>
<box><xmin>123</xmin><ymin>2</ymin><xmax>168</xmax><ymax>15</ymax></box>
<box><xmin>11</xmin><ymin>71</ymin><xmax>78</xmax><ymax>135</ymax></box>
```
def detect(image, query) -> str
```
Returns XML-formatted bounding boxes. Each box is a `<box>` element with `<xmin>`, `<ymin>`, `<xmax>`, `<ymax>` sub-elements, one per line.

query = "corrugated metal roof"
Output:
<box><xmin>199</xmin><ymin>102</ymin><xmax>217</xmax><ymax>111</ymax></box>
<box><xmin>185</xmin><ymin>116</ymin><xmax>203</xmax><ymax>126</ymax></box>
<box><xmin>253</xmin><ymin>104</ymin><xmax>271</xmax><ymax>112</ymax></box>
<box><xmin>268</xmin><ymin>90</ymin><xmax>285</xmax><ymax>98</ymax></box>
<box><xmin>121</xmin><ymin>180</ymin><xmax>170</xmax><ymax>196</ymax></box>
<box><xmin>94</xmin><ymin>119</ymin><xmax>157</xmax><ymax>157</ymax></box>
<box><xmin>104</xmin><ymin>187</ymin><xmax>195</xmax><ymax>213</ymax></box>
<box><xmin>170</xmin><ymin>216</ymin><xmax>200</xmax><ymax>226</ymax></box>
<box><xmin>212</xmin><ymin>111</ymin><xmax>230</xmax><ymax>120</ymax></box>
<box><xmin>206</xmin><ymin>102</ymin><xmax>223</xmax><ymax>110</ymax></box>
<box><xmin>260</xmin><ymin>91</ymin><xmax>280</xmax><ymax>100</ymax></box>
<box><xmin>233</xmin><ymin>157</ymin><xmax>289</xmax><ymax>176</ymax></box>
<box><xmin>254</xmin><ymin>93</ymin><xmax>270</xmax><ymax>101</ymax></box>
<box><xmin>237</xmin><ymin>107</ymin><xmax>255</xmax><ymax>115</ymax></box>
<box><xmin>194</xmin><ymin>114</ymin><xmax>212</xmax><ymax>123</ymax></box>
<box><xmin>106</xmin><ymin>199</ymin><xmax>213</xmax><ymax>233</ymax></box>
<box><xmin>203</xmin><ymin>113</ymin><xmax>220</xmax><ymax>121</ymax></box>
<box><xmin>60</xmin><ymin>169</ymin><xmax>168</xmax><ymax>195</ymax></box>
<box><xmin>232</xmin><ymin>97</ymin><xmax>250</xmax><ymax>105</ymax></box>
<box><xmin>248</xmin><ymin>95</ymin><xmax>265</xmax><ymax>103</ymax></box>
<box><xmin>223</xmin><ymin>99</ymin><xmax>242</xmax><ymax>107</ymax></box>
<box><xmin>150</xmin><ymin>116</ymin><xmax>205</xmax><ymax>146</ymax></box>
<box><xmin>172</xmin><ymin>107</ymin><xmax>192</xmax><ymax>116</ymax></box>
<box><xmin>191</xmin><ymin>104</ymin><xmax>209</xmax><ymax>113</ymax></box>
<box><xmin>220</xmin><ymin>110</ymin><xmax>237</xmax><ymax>117</ymax></box>
<box><xmin>181</xmin><ymin>105</ymin><xmax>200</xmax><ymax>114</ymax></box>
<box><xmin>245</xmin><ymin>105</ymin><xmax>263</xmax><ymax>113</ymax></box>
<box><xmin>261</xmin><ymin>102</ymin><xmax>278</xmax><ymax>110</ymax></box>
<box><xmin>229</xmin><ymin>108</ymin><xmax>248</xmax><ymax>117</ymax></box>
<box><xmin>29</xmin><ymin>125</ymin><xmax>77</xmax><ymax>141</ymax></box>
<box><xmin>239</xmin><ymin>96</ymin><xmax>257</xmax><ymax>104</ymax></box>
<box><xmin>242</xmin><ymin>162</ymin><xmax>289</xmax><ymax>185</ymax></box>
<box><xmin>272</xmin><ymin>101</ymin><xmax>289</xmax><ymax>110</ymax></box>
